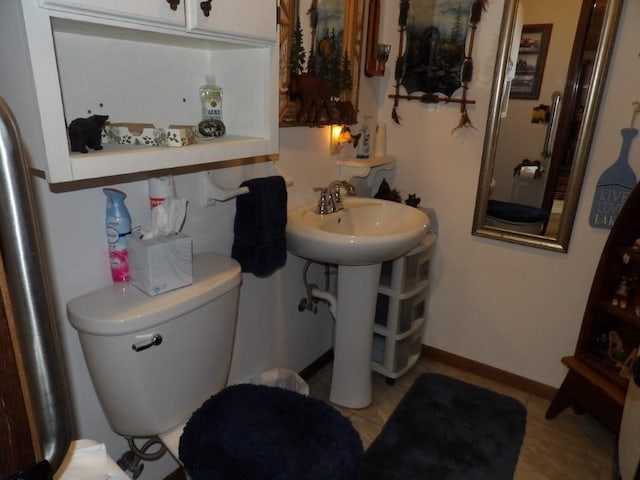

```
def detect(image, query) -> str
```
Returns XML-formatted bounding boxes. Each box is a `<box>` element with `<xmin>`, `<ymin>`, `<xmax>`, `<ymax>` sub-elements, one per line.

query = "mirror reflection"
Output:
<box><xmin>472</xmin><ymin>0</ymin><xmax>622</xmax><ymax>252</ymax></box>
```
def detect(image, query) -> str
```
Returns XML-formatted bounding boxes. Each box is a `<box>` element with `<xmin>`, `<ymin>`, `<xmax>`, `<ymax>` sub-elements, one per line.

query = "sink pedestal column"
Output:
<box><xmin>329</xmin><ymin>263</ymin><xmax>382</xmax><ymax>408</ymax></box>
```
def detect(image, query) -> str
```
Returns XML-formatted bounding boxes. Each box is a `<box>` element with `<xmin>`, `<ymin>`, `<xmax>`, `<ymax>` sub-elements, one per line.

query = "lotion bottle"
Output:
<box><xmin>103</xmin><ymin>188</ymin><xmax>132</xmax><ymax>282</ymax></box>
<box><xmin>357</xmin><ymin>116</ymin><xmax>371</xmax><ymax>159</ymax></box>
<box><xmin>199</xmin><ymin>75</ymin><xmax>223</xmax><ymax>121</ymax></box>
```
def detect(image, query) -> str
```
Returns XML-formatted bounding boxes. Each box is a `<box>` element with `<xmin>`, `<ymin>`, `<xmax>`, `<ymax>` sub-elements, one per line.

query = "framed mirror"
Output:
<box><xmin>472</xmin><ymin>0</ymin><xmax>623</xmax><ymax>252</ymax></box>
<box><xmin>278</xmin><ymin>0</ymin><xmax>365</xmax><ymax>127</ymax></box>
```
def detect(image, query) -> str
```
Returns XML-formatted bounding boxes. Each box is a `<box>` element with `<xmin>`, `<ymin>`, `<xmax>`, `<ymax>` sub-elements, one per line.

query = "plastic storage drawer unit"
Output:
<box><xmin>372</xmin><ymin>233</ymin><xmax>436</xmax><ymax>382</ymax></box>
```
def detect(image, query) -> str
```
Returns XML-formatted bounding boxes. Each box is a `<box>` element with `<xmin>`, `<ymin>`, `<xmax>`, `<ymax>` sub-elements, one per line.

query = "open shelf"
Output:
<box><xmin>3</xmin><ymin>3</ymin><xmax>277</xmax><ymax>184</ymax></box>
<box><xmin>547</xmin><ymin>181</ymin><xmax>640</xmax><ymax>432</ymax></box>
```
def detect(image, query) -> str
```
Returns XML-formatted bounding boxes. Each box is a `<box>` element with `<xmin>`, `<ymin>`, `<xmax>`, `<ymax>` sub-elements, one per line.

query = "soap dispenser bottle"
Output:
<box><xmin>199</xmin><ymin>75</ymin><xmax>223</xmax><ymax>121</ymax></box>
<box><xmin>357</xmin><ymin>116</ymin><xmax>371</xmax><ymax>159</ymax></box>
<box><xmin>103</xmin><ymin>188</ymin><xmax>132</xmax><ymax>283</ymax></box>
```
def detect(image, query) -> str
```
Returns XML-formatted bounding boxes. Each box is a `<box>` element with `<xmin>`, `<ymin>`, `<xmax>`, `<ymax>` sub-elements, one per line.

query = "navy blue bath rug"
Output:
<box><xmin>362</xmin><ymin>373</ymin><xmax>527</xmax><ymax>480</ymax></box>
<box><xmin>179</xmin><ymin>383</ymin><xmax>363</xmax><ymax>480</ymax></box>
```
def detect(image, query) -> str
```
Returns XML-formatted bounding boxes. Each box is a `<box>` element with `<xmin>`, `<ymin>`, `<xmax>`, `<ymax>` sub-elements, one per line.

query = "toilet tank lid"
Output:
<box><xmin>67</xmin><ymin>252</ymin><xmax>241</xmax><ymax>336</ymax></box>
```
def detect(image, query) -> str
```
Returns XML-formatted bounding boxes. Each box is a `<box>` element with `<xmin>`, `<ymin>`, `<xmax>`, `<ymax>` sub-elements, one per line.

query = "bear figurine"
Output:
<box><xmin>68</xmin><ymin>114</ymin><xmax>109</xmax><ymax>153</ymax></box>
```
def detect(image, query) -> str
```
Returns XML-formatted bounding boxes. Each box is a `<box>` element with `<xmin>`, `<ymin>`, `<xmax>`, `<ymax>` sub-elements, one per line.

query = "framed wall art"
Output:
<box><xmin>387</xmin><ymin>0</ymin><xmax>486</xmax><ymax>129</ymax></box>
<box><xmin>278</xmin><ymin>0</ymin><xmax>365</xmax><ymax>127</ymax></box>
<box><xmin>511</xmin><ymin>23</ymin><xmax>552</xmax><ymax>100</ymax></box>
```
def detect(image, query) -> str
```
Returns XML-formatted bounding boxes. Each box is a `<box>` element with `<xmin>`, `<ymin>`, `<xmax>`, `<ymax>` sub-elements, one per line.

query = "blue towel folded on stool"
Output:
<box><xmin>231</xmin><ymin>176</ymin><xmax>287</xmax><ymax>277</ymax></box>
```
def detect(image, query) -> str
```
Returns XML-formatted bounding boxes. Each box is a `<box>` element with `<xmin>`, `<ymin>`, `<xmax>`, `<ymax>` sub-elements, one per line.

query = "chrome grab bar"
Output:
<box><xmin>0</xmin><ymin>97</ymin><xmax>73</xmax><ymax>471</ymax></box>
<box><xmin>542</xmin><ymin>91</ymin><xmax>562</xmax><ymax>158</ymax></box>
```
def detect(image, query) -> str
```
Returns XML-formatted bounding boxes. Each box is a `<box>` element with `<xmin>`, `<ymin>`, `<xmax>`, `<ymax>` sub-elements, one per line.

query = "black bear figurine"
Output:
<box><xmin>68</xmin><ymin>114</ymin><xmax>109</xmax><ymax>153</ymax></box>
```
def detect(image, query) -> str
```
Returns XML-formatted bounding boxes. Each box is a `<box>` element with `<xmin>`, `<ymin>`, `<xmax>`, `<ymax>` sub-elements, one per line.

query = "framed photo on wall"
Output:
<box><xmin>510</xmin><ymin>24</ymin><xmax>552</xmax><ymax>100</ymax></box>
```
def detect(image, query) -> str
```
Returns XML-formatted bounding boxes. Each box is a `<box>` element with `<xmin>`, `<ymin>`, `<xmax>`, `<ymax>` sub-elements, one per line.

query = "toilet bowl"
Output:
<box><xmin>486</xmin><ymin>199</ymin><xmax>549</xmax><ymax>234</ymax></box>
<box><xmin>67</xmin><ymin>252</ymin><xmax>242</xmax><ymax>461</ymax></box>
<box><xmin>487</xmin><ymin>168</ymin><xmax>549</xmax><ymax>234</ymax></box>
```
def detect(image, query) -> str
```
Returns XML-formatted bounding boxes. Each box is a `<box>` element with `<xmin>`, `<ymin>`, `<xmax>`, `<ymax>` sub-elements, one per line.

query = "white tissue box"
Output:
<box><xmin>129</xmin><ymin>233</ymin><xmax>193</xmax><ymax>296</ymax></box>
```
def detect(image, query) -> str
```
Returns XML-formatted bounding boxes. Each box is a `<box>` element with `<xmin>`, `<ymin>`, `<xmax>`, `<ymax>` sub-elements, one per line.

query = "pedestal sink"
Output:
<box><xmin>287</xmin><ymin>197</ymin><xmax>429</xmax><ymax>408</ymax></box>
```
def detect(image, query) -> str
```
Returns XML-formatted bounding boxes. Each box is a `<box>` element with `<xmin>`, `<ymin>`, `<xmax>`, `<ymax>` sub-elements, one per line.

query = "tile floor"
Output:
<box><xmin>307</xmin><ymin>357</ymin><xmax>618</xmax><ymax>480</ymax></box>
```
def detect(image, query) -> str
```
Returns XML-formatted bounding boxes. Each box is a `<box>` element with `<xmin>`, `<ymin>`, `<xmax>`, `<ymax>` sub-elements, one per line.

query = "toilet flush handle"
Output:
<box><xmin>132</xmin><ymin>333</ymin><xmax>163</xmax><ymax>352</ymax></box>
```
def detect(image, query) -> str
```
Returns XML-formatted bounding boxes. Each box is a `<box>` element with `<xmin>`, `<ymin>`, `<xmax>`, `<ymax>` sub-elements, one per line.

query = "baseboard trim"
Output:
<box><xmin>422</xmin><ymin>346</ymin><xmax>557</xmax><ymax>400</ymax></box>
<box><xmin>299</xmin><ymin>349</ymin><xmax>334</xmax><ymax>381</ymax></box>
<box><xmin>164</xmin><ymin>468</ymin><xmax>186</xmax><ymax>480</ymax></box>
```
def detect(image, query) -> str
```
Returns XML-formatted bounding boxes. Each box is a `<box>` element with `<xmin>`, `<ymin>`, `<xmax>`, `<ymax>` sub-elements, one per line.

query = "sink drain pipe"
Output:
<box><xmin>298</xmin><ymin>261</ymin><xmax>337</xmax><ymax>319</ymax></box>
<box><xmin>310</xmin><ymin>286</ymin><xmax>337</xmax><ymax>319</ymax></box>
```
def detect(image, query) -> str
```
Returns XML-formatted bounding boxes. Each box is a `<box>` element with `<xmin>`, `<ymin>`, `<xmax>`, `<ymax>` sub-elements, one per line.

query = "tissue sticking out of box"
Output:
<box><xmin>129</xmin><ymin>197</ymin><xmax>192</xmax><ymax>296</ymax></box>
<box><xmin>137</xmin><ymin>197</ymin><xmax>187</xmax><ymax>239</ymax></box>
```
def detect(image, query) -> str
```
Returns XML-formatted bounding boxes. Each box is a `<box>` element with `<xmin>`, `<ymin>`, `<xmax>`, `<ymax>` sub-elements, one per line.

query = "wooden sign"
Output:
<box><xmin>589</xmin><ymin>128</ymin><xmax>638</xmax><ymax>229</ymax></box>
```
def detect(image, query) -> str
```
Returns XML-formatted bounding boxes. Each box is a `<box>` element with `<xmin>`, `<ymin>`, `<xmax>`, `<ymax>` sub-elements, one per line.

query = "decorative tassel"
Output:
<box><xmin>392</xmin><ymin>106</ymin><xmax>402</xmax><ymax>125</ymax></box>
<box><xmin>394</xmin><ymin>55</ymin><xmax>405</xmax><ymax>82</ymax></box>
<box><xmin>461</xmin><ymin>57</ymin><xmax>473</xmax><ymax>83</ymax></box>
<box><xmin>470</xmin><ymin>0</ymin><xmax>484</xmax><ymax>25</ymax></box>
<box><xmin>399</xmin><ymin>0</ymin><xmax>410</xmax><ymax>27</ymax></box>
<box><xmin>451</xmin><ymin>111</ymin><xmax>476</xmax><ymax>134</ymax></box>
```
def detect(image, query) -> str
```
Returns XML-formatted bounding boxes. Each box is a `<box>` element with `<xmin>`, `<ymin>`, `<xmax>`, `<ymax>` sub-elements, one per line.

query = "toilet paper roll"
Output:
<box><xmin>518</xmin><ymin>166</ymin><xmax>537</xmax><ymax>182</ymax></box>
<box><xmin>374</xmin><ymin>123</ymin><xmax>387</xmax><ymax>157</ymax></box>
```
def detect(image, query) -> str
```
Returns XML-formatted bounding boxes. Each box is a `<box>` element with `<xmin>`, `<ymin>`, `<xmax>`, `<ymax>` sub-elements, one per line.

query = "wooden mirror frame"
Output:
<box><xmin>472</xmin><ymin>0</ymin><xmax>623</xmax><ymax>252</ymax></box>
<box><xmin>278</xmin><ymin>0</ymin><xmax>365</xmax><ymax>127</ymax></box>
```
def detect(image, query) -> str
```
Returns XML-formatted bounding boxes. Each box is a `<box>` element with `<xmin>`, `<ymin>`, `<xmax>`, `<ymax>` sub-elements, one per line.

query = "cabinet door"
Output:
<box><xmin>38</xmin><ymin>0</ymin><xmax>185</xmax><ymax>27</ymax></box>
<box><xmin>185</xmin><ymin>0</ymin><xmax>276</xmax><ymax>42</ymax></box>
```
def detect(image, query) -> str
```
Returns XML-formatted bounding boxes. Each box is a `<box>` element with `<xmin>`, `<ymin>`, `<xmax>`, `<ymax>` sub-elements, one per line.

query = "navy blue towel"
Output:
<box><xmin>231</xmin><ymin>176</ymin><xmax>287</xmax><ymax>277</ymax></box>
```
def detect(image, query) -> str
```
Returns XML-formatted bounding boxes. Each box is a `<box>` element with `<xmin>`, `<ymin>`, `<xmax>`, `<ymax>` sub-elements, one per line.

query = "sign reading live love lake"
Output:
<box><xmin>590</xmin><ymin>188</ymin><xmax>632</xmax><ymax>228</ymax></box>
<box><xmin>589</xmin><ymin>128</ymin><xmax>638</xmax><ymax>229</ymax></box>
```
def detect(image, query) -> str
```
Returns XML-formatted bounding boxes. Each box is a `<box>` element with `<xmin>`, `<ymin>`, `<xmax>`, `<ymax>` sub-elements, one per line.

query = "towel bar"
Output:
<box><xmin>200</xmin><ymin>161</ymin><xmax>294</xmax><ymax>207</ymax></box>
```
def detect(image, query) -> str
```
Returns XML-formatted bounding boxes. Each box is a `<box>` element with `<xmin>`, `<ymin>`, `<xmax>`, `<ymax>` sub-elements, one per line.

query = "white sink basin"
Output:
<box><xmin>286</xmin><ymin>196</ymin><xmax>430</xmax><ymax>408</ymax></box>
<box><xmin>287</xmin><ymin>197</ymin><xmax>430</xmax><ymax>265</ymax></box>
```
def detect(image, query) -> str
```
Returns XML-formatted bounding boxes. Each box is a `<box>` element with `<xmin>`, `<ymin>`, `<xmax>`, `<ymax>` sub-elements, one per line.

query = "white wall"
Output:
<box><xmin>376</xmin><ymin>0</ymin><xmax>639</xmax><ymax>387</ymax></box>
<box><xmin>24</xmin><ymin>0</ymin><xmax>640</xmax><ymax>477</ymax></box>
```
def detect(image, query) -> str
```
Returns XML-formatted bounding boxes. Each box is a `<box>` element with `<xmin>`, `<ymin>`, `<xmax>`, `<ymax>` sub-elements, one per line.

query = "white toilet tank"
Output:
<box><xmin>67</xmin><ymin>252</ymin><xmax>241</xmax><ymax>438</ymax></box>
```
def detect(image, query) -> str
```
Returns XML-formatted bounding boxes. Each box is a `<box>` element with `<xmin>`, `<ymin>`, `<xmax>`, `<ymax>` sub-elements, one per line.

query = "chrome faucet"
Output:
<box><xmin>313</xmin><ymin>180</ymin><xmax>356</xmax><ymax>214</ymax></box>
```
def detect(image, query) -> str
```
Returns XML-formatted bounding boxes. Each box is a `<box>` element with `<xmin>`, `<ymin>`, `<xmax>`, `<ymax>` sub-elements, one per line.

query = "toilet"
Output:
<box><xmin>66</xmin><ymin>252</ymin><xmax>242</xmax><ymax>460</ymax></box>
<box><xmin>68</xmin><ymin>251</ymin><xmax>363</xmax><ymax>478</ymax></box>
<box><xmin>485</xmin><ymin>199</ymin><xmax>549</xmax><ymax>234</ymax></box>
<box><xmin>486</xmin><ymin>167</ymin><xmax>549</xmax><ymax>234</ymax></box>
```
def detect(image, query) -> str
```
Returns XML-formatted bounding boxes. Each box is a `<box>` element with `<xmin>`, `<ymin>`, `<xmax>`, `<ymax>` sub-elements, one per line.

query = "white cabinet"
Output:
<box><xmin>38</xmin><ymin>0</ymin><xmax>277</xmax><ymax>41</ymax></box>
<box><xmin>38</xmin><ymin>0</ymin><xmax>185</xmax><ymax>27</ymax></box>
<box><xmin>186</xmin><ymin>0</ymin><xmax>276</xmax><ymax>42</ymax></box>
<box><xmin>1</xmin><ymin>1</ymin><xmax>277</xmax><ymax>185</ymax></box>
<box><xmin>372</xmin><ymin>233</ymin><xmax>436</xmax><ymax>382</ymax></box>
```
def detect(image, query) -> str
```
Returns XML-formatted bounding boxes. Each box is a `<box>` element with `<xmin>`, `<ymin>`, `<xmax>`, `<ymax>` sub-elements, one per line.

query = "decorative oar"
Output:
<box><xmin>589</xmin><ymin>101</ymin><xmax>640</xmax><ymax>228</ymax></box>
